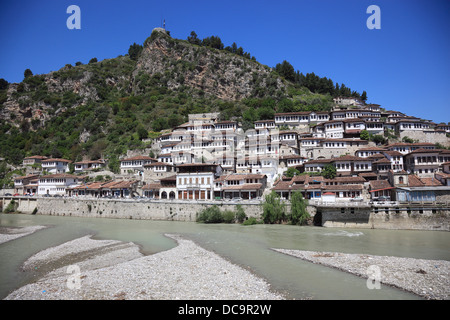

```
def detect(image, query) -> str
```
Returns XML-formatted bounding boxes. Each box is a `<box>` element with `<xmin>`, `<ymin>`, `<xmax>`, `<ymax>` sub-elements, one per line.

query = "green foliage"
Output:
<box><xmin>152</xmin><ymin>118</ymin><xmax>169</xmax><ymax>132</ymax></box>
<box><xmin>197</xmin><ymin>205</ymin><xmax>247</xmax><ymax>224</ymax></box>
<box><xmin>262</xmin><ymin>191</ymin><xmax>286</xmax><ymax>224</ymax></box>
<box><xmin>222</xmin><ymin>210</ymin><xmax>236</xmax><ymax>223</ymax></box>
<box><xmin>360</xmin><ymin>129</ymin><xmax>370</xmax><ymax>140</ymax></box>
<box><xmin>4</xmin><ymin>199</ymin><xmax>17</xmax><ymax>213</ymax></box>
<box><xmin>0</xmin><ymin>78</ymin><xmax>8</xmax><ymax>90</ymax></box>
<box><xmin>128</xmin><ymin>43</ymin><xmax>143</xmax><ymax>61</ymax></box>
<box><xmin>89</xmin><ymin>57</ymin><xmax>98</xmax><ymax>64</ymax></box>
<box><xmin>137</xmin><ymin>125</ymin><xmax>148</xmax><ymax>140</ymax></box>
<box><xmin>402</xmin><ymin>136</ymin><xmax>416</xmax><ymax>143</ymax></box>
<box><xmin>285</xmin><ymin>167</ymin><xmax>300</xmax><ymax>178</ymax></box>
<box><xmin>24</xmin><ymin>68</ymin><xmax>33</xmax><ymax>79</ymax></box>
<box><xmin>321</xmin><ymin>164</ymin><xmax>337</xmax><ymax>179</ymax></box>
<box><xmin>289</xmin><ymin>191</ymin><xmax>309</xmax><ymax>225</ymax></box>
<box><xmin>242</xmin><ymin>217</ymin><xmax>262</xmax><ymax>225</ymax></box>
<box><xmin>197</xmin><ymin>205</ymin><xmax>224</xmax><ymax>223</ymax></box>
<box><xmin>371</xmin><ymin>134</ymin><xmax>386</xmax><ymax>145</ymax></box>
<box><xmin>275</xmin><ymin>60</ymin><xmax>296</xmax><ymax>82</ymax></box>
<box><xmin>235</xmin><ymin>205</ymin><xmax>246</xmax><ymax>223</ymax></box>
<box><xmin>187</xmin><ymin>31</ymin><xmax>201</xmax><ymax>45</ymax></box>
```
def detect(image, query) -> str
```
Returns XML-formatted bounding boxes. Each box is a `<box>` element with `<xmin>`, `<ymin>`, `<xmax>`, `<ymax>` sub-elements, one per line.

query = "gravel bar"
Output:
<box><xmin>5</xmin><ymin>234</ymin><xmax>284</xmax><ymax>300</ymax></box>
<box><xmin>0</xmin><ymin>225</ymin><xmax>47</xmax><ymax>244</ymax></box>
<box><xmin>273</xmin><ymin>249</ymin><xmax>449</xmax><ymax>300</ymax></box>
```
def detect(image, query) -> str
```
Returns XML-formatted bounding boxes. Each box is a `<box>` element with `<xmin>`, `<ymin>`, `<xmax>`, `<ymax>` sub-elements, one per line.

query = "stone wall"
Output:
<box><xmin>399</xmin><ymin>130</ymin><xmax>450</xmax><ymax>147</ymax></box>
<box><xmin>35</xmin><ymin>198</ymin><xmax>264</xmax><ymax>222</ymax></box>
<box><xmin>319</xmin><ymin>205</ymin><xmax>449</xmax><ymax>231</ymax></box>
<box><xmin>1</xmin><ymin>196</ymin><xmax>448</xmax><ymax>231</ymax></box>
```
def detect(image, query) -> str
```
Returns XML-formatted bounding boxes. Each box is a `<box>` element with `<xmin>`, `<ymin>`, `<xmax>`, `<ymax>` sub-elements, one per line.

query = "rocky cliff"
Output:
<box><xmin>0</xmin><ymin>28</ymin><xmax>287</xmax><ymax>129</ymax></box>
<box><xmin>132</xmin><ymin>28</ymin><xmax>286</xmax><ymax>101</ymax></box>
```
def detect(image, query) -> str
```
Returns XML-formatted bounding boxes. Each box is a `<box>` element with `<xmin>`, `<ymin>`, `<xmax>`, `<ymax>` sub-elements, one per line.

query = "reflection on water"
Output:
<box><xmin>1</xmin><ymin>213</ymin><xmax>449</xmax><ymax>300</ymax></box>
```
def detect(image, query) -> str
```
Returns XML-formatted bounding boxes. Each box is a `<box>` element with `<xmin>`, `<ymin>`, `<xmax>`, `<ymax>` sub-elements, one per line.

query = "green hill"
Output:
<box><xmin>0</xmin><ymin>28</ymin><xmax>363</xmax><ymax>170</ymax></box>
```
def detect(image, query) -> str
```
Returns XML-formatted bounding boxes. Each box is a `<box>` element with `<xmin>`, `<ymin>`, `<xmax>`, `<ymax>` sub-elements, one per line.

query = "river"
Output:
<box><xmin>1</xmin><ymin>213</ymin><xmax>449</xmax><ymax>300</ymax></box>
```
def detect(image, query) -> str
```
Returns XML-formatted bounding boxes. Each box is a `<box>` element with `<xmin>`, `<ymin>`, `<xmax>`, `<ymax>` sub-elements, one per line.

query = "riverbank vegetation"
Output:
<box><xmin>196</xmin><ymin>204</ymin><xmax>247</xmax><ymax>224</ymax></box>
<box><xmin>263</xmin><ymin>191</ymin><xmax>310</xmax><ymax>226</ymax></box>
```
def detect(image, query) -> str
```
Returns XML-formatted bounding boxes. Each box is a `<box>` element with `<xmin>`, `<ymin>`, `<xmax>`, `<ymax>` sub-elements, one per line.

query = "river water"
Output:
<box><xmin>1</xmin><ymin>213</ymin><xmax>449</xmax><ymax>300</ymax></box>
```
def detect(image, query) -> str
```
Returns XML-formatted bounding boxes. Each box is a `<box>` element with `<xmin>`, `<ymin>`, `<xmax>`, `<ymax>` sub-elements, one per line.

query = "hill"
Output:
<box><xmin>0</xmin><ymin>28</ymin><xmax>360</xmax><ymax>169</ymax></box>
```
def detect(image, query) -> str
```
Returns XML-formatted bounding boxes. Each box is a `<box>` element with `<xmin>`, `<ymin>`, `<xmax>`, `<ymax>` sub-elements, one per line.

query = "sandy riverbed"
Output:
<box><xmin>5</xmin><ymin>234</ymin><xmax>284</xmax><ymax>300</ymax></box>
<box><xmin>273</xmin><ymin>249</ymin><xmax>449</xmax><ymax>300</ymax></box>
<box><xmin>0</xmin><ymin>225</ymin><xmax>47</xmax><ymax>245</ymax></box>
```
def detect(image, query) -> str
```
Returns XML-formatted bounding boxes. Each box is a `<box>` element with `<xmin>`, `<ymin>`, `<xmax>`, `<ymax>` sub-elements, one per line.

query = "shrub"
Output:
<box><xmin>242</xmin><ymin>217</ymin><xmax>262</xmax><ymax>226</ymax></box>
<box><xmin>197</xmin><ymin>205</ymin><xmax>223</xmax><ymax>223</ymax></box>
<box><xmin>4</xmin><ymin>200</ymin><xmax>16</xmax><ymax>213</ymax></box>
<box><xmin>222</xmin><ymin>210</ymin><xmax>235</xmax><ymax>223</ymax></box>
<box><xmin>235</xmin><ymin>205</ymin><xmax>246</xmax><ymax>223</ymax></box>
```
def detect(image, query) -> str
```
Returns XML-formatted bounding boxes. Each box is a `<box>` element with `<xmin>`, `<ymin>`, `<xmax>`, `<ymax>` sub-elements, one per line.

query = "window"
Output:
<box><xmin>399</xmin><ymin>176</ymin><xmax>404</xmax><ymax>184</ymax></box>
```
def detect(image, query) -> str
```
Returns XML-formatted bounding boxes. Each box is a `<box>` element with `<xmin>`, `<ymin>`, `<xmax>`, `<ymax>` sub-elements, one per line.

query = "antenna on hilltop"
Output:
<box><xmin>163</xmin><ymin>19</ymin><xmax>166</xmax><ymax>30</ymax></box>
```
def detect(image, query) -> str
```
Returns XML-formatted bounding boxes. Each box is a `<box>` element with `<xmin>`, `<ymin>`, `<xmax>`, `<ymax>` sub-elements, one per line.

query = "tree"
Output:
<box><xmin>89</xmin><ymin>57</ymin><xmax>98</xmax><ymax>64</ymax></box>
<box><xmin>262</xmin><ymin>191</ymin><xmax>286</xmax><ymax>224</ymax></box>
<box><xmin>289</xmin><ymin>191</ymin><xmax>309</xmax><ymax>225</ymax></box>
<box><xmin>152</xmin><ymin>118</ymin><xmax>168</xmax><ymax>132</ymax></box>
<box><xmin>128</xmin><ymin>43</ymin><xmax>143</xmax><ymax>61</ymax></box>
<box><xmin>361</xmin><ymin>91</ymin><xmax>368</xmax><ymax>102</ymax></box>
<box><xmin>256</xmin><ymin>107</ymin><xmax>275</xmax><ymax>120</ymax></box>
<box><xmin>187</xmin><ymin>31</ymin><xmax>201</xmax><ymax>45</ymax></box>
<box><xmin>0</xmin><ymin>78</ymin><xmax>8</xmax><ymax>90</ymax></box>
<box><xmin>372</xmin><ymin>134</ymin><xmax>386</xmax><ymax>145</ymax></box>
<box><xmin>321</xmin><ymin>164</ymin><xmax>337</xmax><ymax>179</ymax></box>
<box><xmin>137</xmin><ymin>125</ymin><xmax>148</xmax><ymax>140</ymax></box>
<box><xmin>285</xmin><ymin>167</ymin><xmax>300</xmax><ymax>178</ymax></box>
<box><xmin>275</xmin><ymin>60</ymin><xmax>296</xmax><ymax>82</ymax></box>
<box><xmin>24</xmin><ymin>69</ymin><xmax>33</xmax><ymax>79</ymax></box>
<box><xmin>360</xmin><ymin>129</ymin><xmax>370</xmax><ymax>140</ymax></box>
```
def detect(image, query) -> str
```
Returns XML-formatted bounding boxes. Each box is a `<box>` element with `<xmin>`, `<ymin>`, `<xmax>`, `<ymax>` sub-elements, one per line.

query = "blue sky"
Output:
<box><xmin>1</xmin><ymin>0</ymin><xmax>449</xmax><ymax>122</ymax></box>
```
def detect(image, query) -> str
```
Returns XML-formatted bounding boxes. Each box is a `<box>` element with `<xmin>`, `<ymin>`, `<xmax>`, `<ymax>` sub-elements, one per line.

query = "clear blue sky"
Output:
<box><xmin>1</xmin><ymin>0</ymin><xmax>449</xmax><ymax>122</ymax></box>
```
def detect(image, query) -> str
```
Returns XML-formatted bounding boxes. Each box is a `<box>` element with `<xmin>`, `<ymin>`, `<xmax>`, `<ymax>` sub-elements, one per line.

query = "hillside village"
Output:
<box><xmin>9</xmin><ymin>96</ymin><xmax>450</xmax><ymax>208</ymax></box>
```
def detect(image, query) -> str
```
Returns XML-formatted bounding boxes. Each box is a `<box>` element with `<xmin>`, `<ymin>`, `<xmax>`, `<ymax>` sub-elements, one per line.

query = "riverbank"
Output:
<box><xmin>273</xmin><ymin>249</ymin><xmax>450</xmax><ymax>300</ymax></box>
<box><xmin>0</xmin><ymin>225</ymin><xmax>47</xmax><ymax>245</ymax></box>
<box><xmin>5</xmin><ymin>234</ymin><xmax>284</xmax><ymax>300</ymax></box>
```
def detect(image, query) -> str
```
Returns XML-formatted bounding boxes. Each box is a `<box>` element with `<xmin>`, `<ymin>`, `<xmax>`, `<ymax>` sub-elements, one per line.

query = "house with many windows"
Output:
<box><xmin>38</xmin><ymin>174</ymin><xmax>84</xmax><ymax>196</ymax></box>
<box><xmin>42</xmin><ymin>158</ymin><xmax>71</xmax><ymax>174</ymax></box>
<box><xmin>176</xmin><ymin>163</ymin><xmax>222</xmax><ymax>200</ymax></box>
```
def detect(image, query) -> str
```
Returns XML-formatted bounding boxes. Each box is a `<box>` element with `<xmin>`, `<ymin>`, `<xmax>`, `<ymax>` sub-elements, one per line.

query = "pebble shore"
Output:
<box><xmin>273</xmin><ymin>249</ymin><xmax>450</xmax><ymax>300</ymax></box>
<box><xmin>0</xmin><ymin>225</ymin><xmax>47</xmax><ymax>245</ymax></box>
<box><xmin>5</xmin><ymin>234</ymin><xmax>284</xmax><ymax>300</ymax></box>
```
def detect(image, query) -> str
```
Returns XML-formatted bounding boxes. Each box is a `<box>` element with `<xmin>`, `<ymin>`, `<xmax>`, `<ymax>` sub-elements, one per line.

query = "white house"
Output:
<box><xmin>176</xmin><ymin>163</ymin><xmax>222</xmax><ymax>200</ymax></box>
<box><xmin>74</xmin><ymin>160</ymin><xmax>107</xmax><ymax>173</ymax></box>
<box><xmin>120</xmin><ymin>156</ymin><xmax>156</xmax><ymax>175</ymax></box>
<box><xmin>38</xmin><ymin>174</ymin><xmax>84</xmax><ymax>196</ymax></box>
<box><xmin>41</xmin><ymin>158</ymin><xmax>72</xmax><ymax>174</ymax></box>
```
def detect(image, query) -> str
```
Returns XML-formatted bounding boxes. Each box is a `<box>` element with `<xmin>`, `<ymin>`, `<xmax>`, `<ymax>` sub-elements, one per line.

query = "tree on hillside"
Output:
<box><xmin>360</xmin><ymin>129</ymin><xmax>370</xmax><ymax>140</ymax></box>
<box><xmin>285</xmin><ymin>167</ymin><xmax>300</xmax><ymax>178</ymax></box>
<box><xmin>321</xmin><ymin>164</ymin><xmax>337</xmax><ymax>179</ymax></box>
<box><xmin>24</xmin><ymin>69</ymin><xmax>33</xmax><ymax>79</ymax></box>
<box><xmin>128</xmin><ymin>43</ymin><xmax>143</xmax><ymax>61</ymax></box>
<box><xmin>275</xmin><ymin>60</ymin><xmax>296</xmax><ymax>82</ymax></box>
<box><xmin>187</xmin><ymin>31</ymin><xmax>201</xmax><ymax>45</ymax></box>
<box><xmin>361</xmin><ymin>91</ymin><xmax>368</xmax><ymax>102</ymax></box>
<box><xmin>0</xmin><ymin>78</ymin><xmax>8</xmax><ymax>91</ymax></box>
<box><xmin>202</xmin><ymin>36</ymin><xmax>224</xmax><ymax>50</ymax></box>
